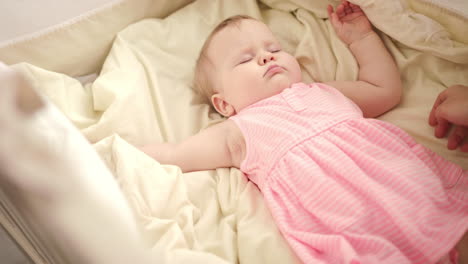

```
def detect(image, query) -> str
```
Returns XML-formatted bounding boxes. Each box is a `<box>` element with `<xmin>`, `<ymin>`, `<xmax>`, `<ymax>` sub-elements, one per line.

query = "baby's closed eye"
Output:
<box><xmin>270</xmin><ymin>47</ymin><xmax>281</xmax><ymax>53</ymax></box>
<box><xmin>238</xmin><ymin>55</ymin><xmax>253</xmax><ymax>64</ymax></box>
<box><xmin>267</xmin><ymin>43</ymin><xmax>282</xmax><ymax>53</ymax></box>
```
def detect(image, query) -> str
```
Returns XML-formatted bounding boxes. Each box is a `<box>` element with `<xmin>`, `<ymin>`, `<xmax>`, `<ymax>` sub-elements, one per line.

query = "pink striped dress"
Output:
<box><xmin>229</xmin><ymin>82</ymin><xmax>468</xmax><ymax>264</ymax></box>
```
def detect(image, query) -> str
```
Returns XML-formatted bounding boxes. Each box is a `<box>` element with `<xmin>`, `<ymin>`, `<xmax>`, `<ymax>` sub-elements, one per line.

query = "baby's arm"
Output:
<box><xmin>140</xmin><ymin>120</ymin><xmax>242</xmax><ymax>172</ymax></box>
<box><xmin>326</xmin><ymin>1</ymin><xmax>402</xmax><ymax>118</ymax></box>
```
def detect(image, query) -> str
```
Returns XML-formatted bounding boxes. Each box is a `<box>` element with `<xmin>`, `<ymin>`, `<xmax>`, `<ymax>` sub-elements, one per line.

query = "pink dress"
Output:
<box><xmin>229</xmin><ymin>83</ymin><xmax>468</xmax><ymax>264</ymax></box>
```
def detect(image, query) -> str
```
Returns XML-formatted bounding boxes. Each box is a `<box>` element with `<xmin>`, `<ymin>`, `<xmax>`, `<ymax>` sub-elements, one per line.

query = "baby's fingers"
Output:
<box><xmin>327</xmin><ymin>5</ymin><xmax>342</xmax><ymax>29</ymax></box>
<box><xmin>348</xmin><ymin>1</ymin><xmax>364</xmax><ymax>13</ymax></box>
<box><xmin>327</xmin><ymin>4</ymin><xmax>334</xmax><ymax>18</ymax></box>
<box><xmin>335</xmin><ymin>2</ymin><xmax>347</xmax><ymax>18</ymax></box>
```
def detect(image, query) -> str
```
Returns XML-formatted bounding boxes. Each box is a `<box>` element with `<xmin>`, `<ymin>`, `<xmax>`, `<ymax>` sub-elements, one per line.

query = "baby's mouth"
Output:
<box><xmin>263</xmin><ymin>64</ymin><xmax>284</xmax><ymax>77</ymax></box>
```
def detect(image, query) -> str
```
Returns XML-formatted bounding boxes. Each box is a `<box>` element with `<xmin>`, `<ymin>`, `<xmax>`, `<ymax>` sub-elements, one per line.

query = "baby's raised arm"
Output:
<box><xmin>326</xmin><ymin>1</ymin><xmax>402</xmax><ymax>118</ymax></box>
<box><xmin>140</xmin><ymin>120</ymin><xmax>243</xmax><ymax>172</ymax></box>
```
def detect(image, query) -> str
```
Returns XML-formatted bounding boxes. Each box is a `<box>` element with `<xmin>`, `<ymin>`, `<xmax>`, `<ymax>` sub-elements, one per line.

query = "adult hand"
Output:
<box><xmin>0</xmin><ymin>62</ymin><xmax>44</xmax><ymax>114</ymax></box>
<box><xmin>429</xmin><ymin>85</ymin><xmax>468</xmax><ymax>151</ymax></box>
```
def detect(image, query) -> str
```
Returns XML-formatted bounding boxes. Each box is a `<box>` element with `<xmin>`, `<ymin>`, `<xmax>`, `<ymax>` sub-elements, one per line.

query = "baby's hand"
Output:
<box><xmin>327</xmin><ymin>0</ymin><xmax>373</xmax><ymax>46</ymax></box>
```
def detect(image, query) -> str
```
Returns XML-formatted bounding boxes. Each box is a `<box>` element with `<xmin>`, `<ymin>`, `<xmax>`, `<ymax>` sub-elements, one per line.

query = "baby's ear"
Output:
<box><xmin>211</xmin><ymin>93</ymin><xmax>235</xmax><ymax>117</ymax></box>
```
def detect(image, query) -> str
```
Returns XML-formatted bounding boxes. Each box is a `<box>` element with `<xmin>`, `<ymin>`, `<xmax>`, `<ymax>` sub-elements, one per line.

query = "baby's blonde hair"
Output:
<box><xmin>193</xmin><ymin>15</ymin><xmax>256</xmax><ymax>104</ymax></box>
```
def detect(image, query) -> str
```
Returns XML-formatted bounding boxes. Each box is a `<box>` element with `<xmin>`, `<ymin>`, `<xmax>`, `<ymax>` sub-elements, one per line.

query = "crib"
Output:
<box><xmin>0</xmin><ymin>0</ymin><xmax>467</xmax><ymax>263</ymax></box>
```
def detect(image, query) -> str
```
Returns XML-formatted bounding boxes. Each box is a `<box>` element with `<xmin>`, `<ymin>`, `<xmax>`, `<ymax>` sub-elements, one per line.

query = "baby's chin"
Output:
<box><xmin>271</xmin><ymin>78</ymin><xmax>298</xmax><ymax>92</ymax></box>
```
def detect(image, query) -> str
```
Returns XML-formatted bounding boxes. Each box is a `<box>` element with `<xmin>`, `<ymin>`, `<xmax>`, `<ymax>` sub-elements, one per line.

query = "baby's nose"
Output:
<box><xmin>259</xmin><ymin>53</ymin><xmax>275</xmax><ymax>65</ymax></box>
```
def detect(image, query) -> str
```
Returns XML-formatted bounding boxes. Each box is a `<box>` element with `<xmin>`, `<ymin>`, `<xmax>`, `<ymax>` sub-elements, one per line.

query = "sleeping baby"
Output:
<box><xmin>141</xmin><ymin>1</ymin><xmax>468</xmax><ymax>263</ymax></box>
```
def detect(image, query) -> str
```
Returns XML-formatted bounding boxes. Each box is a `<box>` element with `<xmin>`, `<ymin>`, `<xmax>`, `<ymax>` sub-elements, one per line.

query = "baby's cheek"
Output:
<box><xmin>291</xmin><ymin>61</ymin><xmax>302</xmax><ymax>82</ymax></box>
<box><xmin>234</xmin><ymin>67</ymin><xmax>256</xmax><ymax>85</ymax></box>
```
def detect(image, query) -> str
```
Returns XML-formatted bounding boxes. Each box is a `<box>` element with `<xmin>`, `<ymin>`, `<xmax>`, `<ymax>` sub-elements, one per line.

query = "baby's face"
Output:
<box><xmin>207</xmin><ymin>19</ymin><xmax>302</xmax><ymax>115</ymax></box>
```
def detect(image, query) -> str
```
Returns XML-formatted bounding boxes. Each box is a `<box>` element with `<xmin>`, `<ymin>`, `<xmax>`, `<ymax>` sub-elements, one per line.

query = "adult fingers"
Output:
<box><xmin>429</xmin><ymin>90</ymin><xmax>447</xmax><ymax>126</ymax></box>
<box><xmin>437</xmin><ymin>98</ymin><xmax>468</xmax><ymax>128</ymax></box>
<box><xmin>0</xmin><ymin>66</ymin><xmax>43</xmax><ymax>115</ymax></box>
<box><xmin>447</xmin><ymin>125</ymin><xmax>468</xmax><ymax>150</ymax></box>
<box><xmin>460</xmin><ymin>140</ymin><xmax>468</xmax><ymax>152</ymax></box>
<box><xmin>433</xmin><ymin>98</ymin><xmax>451</xmax><ymax>138</ymax></box>
<box><xmin>434</xmin><ymin>117</ymin><xmax>450</xmax><ymax>138</ymax></box>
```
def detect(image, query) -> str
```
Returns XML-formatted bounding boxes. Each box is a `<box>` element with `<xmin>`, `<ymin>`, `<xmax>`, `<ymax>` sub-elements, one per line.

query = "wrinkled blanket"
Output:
<box><xmin>11</xmin><ymin>0</ymin><xmax>468</xmax><ymax>262</ymax></box>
